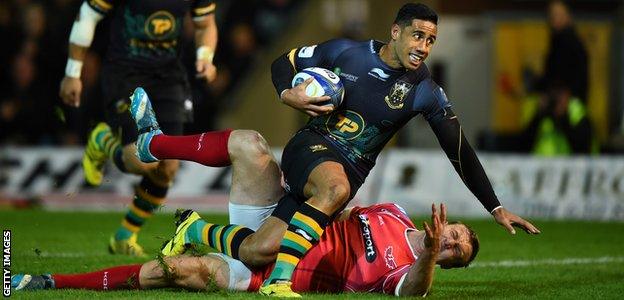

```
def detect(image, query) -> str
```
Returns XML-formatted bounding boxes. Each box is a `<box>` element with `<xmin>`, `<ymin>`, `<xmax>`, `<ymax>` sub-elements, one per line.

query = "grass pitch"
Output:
<box><xmin>2</xmin><ymin>209</ymin><xmax>623</xmax><ymax>299</ymax></box>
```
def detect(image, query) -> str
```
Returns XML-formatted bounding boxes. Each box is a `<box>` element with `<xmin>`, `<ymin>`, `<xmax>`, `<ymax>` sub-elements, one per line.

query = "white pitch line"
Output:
<box><xmin>471</xmin><ymin>256</ymin><xmax>624</xmax><ymax>268</ymax></box>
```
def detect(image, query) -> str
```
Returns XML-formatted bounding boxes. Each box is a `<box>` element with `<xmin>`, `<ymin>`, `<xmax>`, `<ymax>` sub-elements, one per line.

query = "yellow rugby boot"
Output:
<box><xmin>108</xmin><ymin>234</ymin><xmax>146</xmax><ymax>257</ymax></box>
<box><xmin>161</xmin><ymin>209</ymin><xmax>202</xmax><ymax>257</ymax></box>
<box><xmin>82</xmin><ymin>122</ymin><xmax>111</xmax><ymax>186</ymax></box>
<box><xmin>259</xmin><ymin>281</ymin><xmax>302</xmax><ymax>298</ymax></box>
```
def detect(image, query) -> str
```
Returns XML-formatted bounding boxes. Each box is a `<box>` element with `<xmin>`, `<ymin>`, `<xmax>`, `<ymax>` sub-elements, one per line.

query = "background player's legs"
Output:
<box><xmin>108</xmin><ymin>105</ymin><xmax>185</xmax><ymax>255</ymax></box>
<box><xmin>112</xmin><ymin>143</ymin><xmax>179</xmax><ymax>248</ymax></box>
<box><xmin>119</xmin><ymin>144</ymin><xmax>159</xmax><ymax>176</ymax></box>
<box><xmin>264</xmin><ymin>161</ymin><xmax>350</xmax><ymax>287</ymax></box>
<box><xmin>82</xmin><ymin>123</ymin><xmax>125</xmax><ymax>186</ymax></box>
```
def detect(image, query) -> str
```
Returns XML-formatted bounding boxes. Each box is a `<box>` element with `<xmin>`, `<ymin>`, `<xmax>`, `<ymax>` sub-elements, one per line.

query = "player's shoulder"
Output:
<box><xmin>320</xmin><ymin>38</ymin><xmax>370</xmax><ymax>53</ymax></box>
<box><xmin>412</xmin><ymin>76</ymin><xmax>450</xmax><ymax>110</ymax></box>
<box><xmin>414</xmin><ymin>77</ymin><xmax>441</xmax><ymax>98</ymax></box>
<box><xmin>366</xmin><ymin>203</ymin><xmax>412</xmax><ymax>223</ymax></box>
<box><xmin>297</xmin><ymin>38</ymin><xmax>365</xmax><ymax>61</ymax></box>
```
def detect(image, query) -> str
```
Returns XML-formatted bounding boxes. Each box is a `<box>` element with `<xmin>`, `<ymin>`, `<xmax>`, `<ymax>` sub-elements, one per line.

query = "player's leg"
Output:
<box><xmin>107</xmin><ymin>88</ymin><xmax>182</xmax><ymax>256</ymax></box>
<box><xmin>11</xmin><ymin>264</ymin><xmax>142</xmax><ymax>291</ymax></box>
<box><xmin>162</xmin><ymin>210</ymin><xmax>290</xmax><ymax>267</ymax></box>
<box><xmin>263</xmin><ymin>162</ymin><xmax>349</xmax><ymax>286</ymax></box>
<box><xmin>82</xmin><ymin>122</ymin><xmax>125</xmax><ymax>186</ymax></box>
<box><xmin>129</xmin><ymin>86</ymin><xmax>232</xmax><ymax>167</ymax></box>
<box><xmin>11</xmin><ymin>255</ymin><xmax>253</xmax><ymax>292</ymax></box>
<box><xmin>216</xmin><ymin>129</ymin><xmax>288</xmax><ymax>264</ymax></box>
<box><xmin>109</xmin><ymin>142</ymin><xmax>176</xmax><ymax>256</ymax></box>
<box><xmin>159</xmin><ymin>130</ymin><xmax>287</xmax><ymax>263</ymax></box>
<box><xmin>128</xmin><ymin>89</ymin><xmax>287</xmax><ymax>263</ymax></box>
<box><xmin>82</xmin><ymin>63</ymin><xmax>133</xmax><ymax>186</ymax></box>
<box><xmin>139</xmin><ymin>255</ymin><xmax>233</xmax><ymax>290</ymax></box>
<box><xmin>261</xmin><ymin>130</ymin><xmax>354</xmax><ymax>296</ymax></box>
<box><xmin>227</xmin><ymin>130</ymin><xmax>284</xmax><ymax>208</ymax></box>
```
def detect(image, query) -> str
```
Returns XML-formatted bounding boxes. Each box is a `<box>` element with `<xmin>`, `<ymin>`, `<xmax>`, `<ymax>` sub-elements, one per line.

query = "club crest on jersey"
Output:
<box><xmin>384</xmin><ymin>80</ymin><xmax>412</xmax><ymax>109</ymax></box>
<box><xmin>358</xmin><ymin>214</ymin><xmax>377</xmax><ymax>263</ymax></box>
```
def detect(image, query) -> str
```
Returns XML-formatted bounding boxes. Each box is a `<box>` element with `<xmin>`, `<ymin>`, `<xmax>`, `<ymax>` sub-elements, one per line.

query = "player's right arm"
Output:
<box><xmin>418</xmin><ymin>80</ymin><xmax>540</xmax><ymax>235</ymax></box>
<box><xmin>270</xmin><ymin>39</ymin><xmax>354</xmax><ymax>117</ymax></box>
<box><xmin>397</xmin><ymin>204</ymin><xmax>444</xmax><ymax>297</ymax></box>
<box><xmin>59</xmin><ymin>0</ymin><xmax>110</xmax><ymax>107</ymax></box>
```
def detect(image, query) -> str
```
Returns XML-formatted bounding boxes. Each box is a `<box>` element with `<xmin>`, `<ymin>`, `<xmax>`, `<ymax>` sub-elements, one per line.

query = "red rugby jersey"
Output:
<box><xmin>250</xmin><ymin>203</ymin><xmax>418</xmax><ymax>295</ymax></box>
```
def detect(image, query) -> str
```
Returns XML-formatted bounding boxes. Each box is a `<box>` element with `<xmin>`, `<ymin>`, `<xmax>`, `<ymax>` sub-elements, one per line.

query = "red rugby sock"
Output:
<box><xmin>53</xmin><ymin>264</ymin><xmax>142</xmax><ymax>290</ymax></box>
<box><xmin>149</xmin><ymin>129</ymin><xmax>232</xmax><ymax>167</ymax></box>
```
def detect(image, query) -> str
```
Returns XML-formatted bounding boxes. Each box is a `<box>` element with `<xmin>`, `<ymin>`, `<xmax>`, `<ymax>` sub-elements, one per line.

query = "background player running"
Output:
<box><xmin>262</xmin><ymin>2</ymin><xmax>540</xmax><ymax>296</ymax></box>
<box><xmin>58</xmin><ymin>0</ymin><xmax>219</xmax><ymax>256</ymax></box>
<box><xmin>13</xmin><ymin>203</ymin><xmax>476</xmax><ymax>297</ymax></box>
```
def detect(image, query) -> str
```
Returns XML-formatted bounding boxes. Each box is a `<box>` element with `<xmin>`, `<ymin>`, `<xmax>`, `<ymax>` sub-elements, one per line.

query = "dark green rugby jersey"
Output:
<box><xmin>86</xmin><ymin>0</ymin><xmax>215</xmax><ymax>67</ymax></box>
<box><xmin>290</xmin><ymin>39</ymin><xmax>451</xmax><ymax>180</ymax></box>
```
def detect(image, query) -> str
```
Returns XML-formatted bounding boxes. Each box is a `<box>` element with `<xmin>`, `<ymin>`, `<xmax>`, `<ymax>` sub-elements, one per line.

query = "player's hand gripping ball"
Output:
<box><xmin>292</xmin><ymin>67</ymin><xmax>344</xmax><ymax>108</ymax></box>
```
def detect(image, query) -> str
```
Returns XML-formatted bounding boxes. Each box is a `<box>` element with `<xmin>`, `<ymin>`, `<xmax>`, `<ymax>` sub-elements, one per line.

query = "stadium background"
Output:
<box><xmin>1</xmin><ymin>0</ymin><xmax>624</xmax><ymax>298</ymax></box>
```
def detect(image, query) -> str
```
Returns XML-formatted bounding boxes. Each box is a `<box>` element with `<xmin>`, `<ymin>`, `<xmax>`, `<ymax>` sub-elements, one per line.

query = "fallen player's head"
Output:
<box><xmin>437</xmin><ymin>222</ymin><xmax>480</xmax><ymax>269</ymax></box>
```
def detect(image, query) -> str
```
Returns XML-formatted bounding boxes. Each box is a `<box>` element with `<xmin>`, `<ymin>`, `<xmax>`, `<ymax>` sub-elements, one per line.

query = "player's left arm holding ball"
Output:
<box><xmin>191</xmin><ymin>0</ymin><xmax>218</xmax><ymax>83</ymax></box>
<box><xmin>271</xmin><ymin>39</ymin><xmax>353</xmax><ymax>116</ymax></box>
<box><xmin>421</xmin><ymin>82</ymin><xmax>540</xmax><ymax>235</ymax></box>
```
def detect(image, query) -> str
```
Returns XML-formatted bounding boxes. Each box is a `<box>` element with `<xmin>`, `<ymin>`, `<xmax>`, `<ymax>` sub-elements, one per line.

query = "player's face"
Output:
<box><xmin>437</xmin><ymin>224</ymin><xmax>473</xmax><ymax>269</ymax></box>
<box><xmin>392</xmin><ymin>19</ymin><xmax>437</xmax><ymax>71</ymax></box>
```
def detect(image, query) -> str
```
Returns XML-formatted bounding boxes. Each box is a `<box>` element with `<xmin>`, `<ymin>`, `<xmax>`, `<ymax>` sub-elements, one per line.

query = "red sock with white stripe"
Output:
<box><xmin>149</xmin><ymin>129</ymin><xmax>232</xmax><ymax>167</ymax></box>
<box><xmin>53</xmin><ymin>264</ymin><xmax>142</xmax><ymax>290</ymax></box>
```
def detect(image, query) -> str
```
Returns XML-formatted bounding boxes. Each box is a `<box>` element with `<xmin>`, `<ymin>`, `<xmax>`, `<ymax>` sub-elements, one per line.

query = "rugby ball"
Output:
<box><xmin>292</xmin><ymin>67</ymin><xmax>344</xmax><ymax>108</ymax></box>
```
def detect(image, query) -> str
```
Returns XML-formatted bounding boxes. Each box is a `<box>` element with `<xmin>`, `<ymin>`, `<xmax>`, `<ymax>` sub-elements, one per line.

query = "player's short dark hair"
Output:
<box><xmin>463</xmin><ymin>223</ymin><xmax>480</xmax><ymax>267</ymax></box>
<box><xmin>394</xmin><ymin>3</ymin><xmax>438</xmax><ymax>27</ymax></box>
<box><xmin>443</xmin><ymin>221</ymin><xmax>480</xmax><ymax>269</ymax></box>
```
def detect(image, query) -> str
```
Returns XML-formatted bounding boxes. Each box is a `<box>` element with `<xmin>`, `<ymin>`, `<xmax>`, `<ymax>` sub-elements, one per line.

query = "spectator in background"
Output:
<box><xmin>538</xmin><ymin>0</ymin><xmax>588</xmax><ymax>102</ymax></box>
<box><xmin>322</xmin><ymin>0</ymin><xmax>369</xmax><ymax>39</ymax></box>
<box><xmin>1</xmin><ymin>1</ymin><xmax>52</xmax><ymax>144</ymax></box>
<box><xmin>518</xmin><ymin>0</ymin><xmax>595</xmax><ymax>156</ymax></box>
<box><xmin>0</xmin><ymin>0</ymin><xmax>86</xmax><ymax>145</ymax></box>
<box><xmin>521</xmin><ymin>81</ymin><xmax>596</xmax><ymax>155</ymax></box>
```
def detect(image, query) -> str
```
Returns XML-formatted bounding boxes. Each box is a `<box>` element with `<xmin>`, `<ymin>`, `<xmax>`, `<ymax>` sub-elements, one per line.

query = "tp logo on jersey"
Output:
<box><xmin>326</xmin><ymin>110</ymin><xmax>365</xmax><ymax>140</ymax></box>
<box><xmin>145</xmin><ymin>11</ymin><xmax>176</xmax><ymax>39</ymax></box>
<box><xmin>384</xmin><ymin>80</ymin><xmax>412</xmax><ymax>109</ymax></box>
